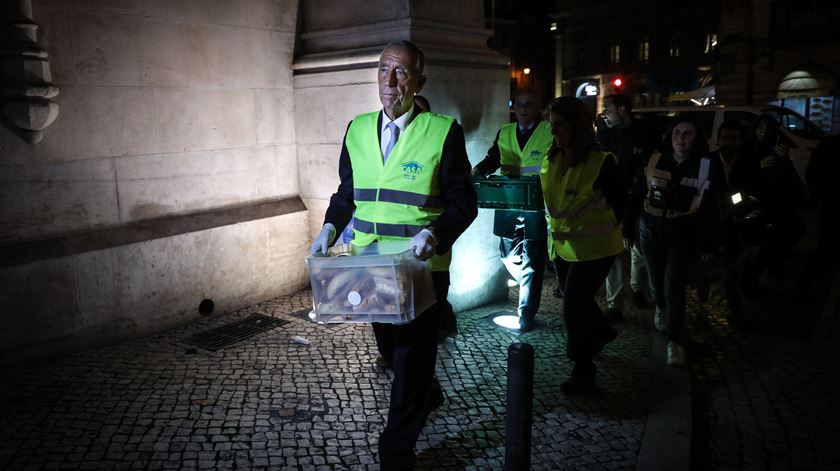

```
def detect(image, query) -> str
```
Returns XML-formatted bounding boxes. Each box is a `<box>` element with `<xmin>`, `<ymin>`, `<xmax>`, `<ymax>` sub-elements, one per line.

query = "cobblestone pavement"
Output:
<box><xmin>0</xmin><ymin>281</ymin><xmax>657</xmax><ymax>471</ymax></box>
<box><xmin>684</xmin><ymin>259</ymin><xmax>840</xmax><ymax>471</ymax></box>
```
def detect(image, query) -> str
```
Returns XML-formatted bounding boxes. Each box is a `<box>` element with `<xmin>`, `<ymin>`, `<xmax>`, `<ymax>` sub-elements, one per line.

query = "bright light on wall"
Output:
<box><xmin>550</xmin><ymin>22</ymin><xmax>557</xmax><ymax>31</ymax></box>
<box><xmin>523</xmin><ymin>68</ymin><xmax>531</xmax><ymax>75</ymax></box>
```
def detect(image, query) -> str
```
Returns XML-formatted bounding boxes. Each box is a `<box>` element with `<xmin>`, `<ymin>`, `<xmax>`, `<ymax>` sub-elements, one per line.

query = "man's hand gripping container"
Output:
<box><xmin>471</xmin><ymin>174</ymin><xmax>544</xmax><ymax>210</ymax></box>
<box><xmin>305</xmin><ymin>244</ymin><xmax>435</xmax><ymax>324</ymax></box>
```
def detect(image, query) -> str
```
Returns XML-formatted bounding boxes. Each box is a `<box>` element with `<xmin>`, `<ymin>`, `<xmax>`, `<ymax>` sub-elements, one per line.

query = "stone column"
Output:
<box><xmin>0</xmin><ymin>0</ymin><xmax>59</xmax><ymax>144</ymax></box>
<box><xmin>294</xmin><ymin>0</ymin><xmax>511</xmax><ymax>311</ymax></box>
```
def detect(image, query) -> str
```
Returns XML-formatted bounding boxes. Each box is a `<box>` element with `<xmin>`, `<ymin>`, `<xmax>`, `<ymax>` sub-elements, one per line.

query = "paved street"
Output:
<box><xmin>1</xmin><ymin>259</ymin><xmax>838</xmax><ymax>470</ymax></box>
<box><xmin>684</xmin><ymin>257</ymin><xmax>840</xmax><ymax>471</ymax></box>
<box><xmin>1</xmin><ymin>283</ymin><xmax>657</xmax><ymax>470</ymax></box>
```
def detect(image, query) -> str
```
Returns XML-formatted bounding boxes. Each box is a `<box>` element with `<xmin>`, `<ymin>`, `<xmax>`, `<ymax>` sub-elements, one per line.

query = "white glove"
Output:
<box><xmin>310</xmin><ymin>223</ymin><xmax>336</xmax><ymax>256</ymax></box>
<box><xmin>409</xmin><ymin>228</ymin><xmax>437</xmax><ymax>261</ymax></box>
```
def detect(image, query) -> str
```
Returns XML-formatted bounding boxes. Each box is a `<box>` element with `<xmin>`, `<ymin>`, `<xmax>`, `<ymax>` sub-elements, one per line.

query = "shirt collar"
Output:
<box><xmin>518</xmin><ymin>122</ymin><xmax>536</xmax><ymax>133</ymax></box>
<box><xmin>381</xmin><ymin>105</ymin><xmax>414</xmax><ymax>135</ymax></box>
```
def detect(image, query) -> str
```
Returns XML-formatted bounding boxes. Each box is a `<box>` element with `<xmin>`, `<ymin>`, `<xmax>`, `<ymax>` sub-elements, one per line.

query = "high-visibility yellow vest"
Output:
<box><xmin>499</xmin><ymin>121</ymin><xmax>553</xmax><ymax>176</ymax></box>
<box><xmin>541</xmin><ymin>149</ymin><xmax>624</xmax><ymax>261</ymax></box>
<box><xmin>345</xmin><ymin>111</ymin><xmax>454</xmax><ymax>271</ymax></box>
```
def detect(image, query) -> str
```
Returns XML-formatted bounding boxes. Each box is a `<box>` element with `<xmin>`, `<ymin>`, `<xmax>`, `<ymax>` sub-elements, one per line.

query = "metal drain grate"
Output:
<box><xmin>183</xmin><ymin>313</ymin><xmax>288</xmax><ymax>351</ymax></box>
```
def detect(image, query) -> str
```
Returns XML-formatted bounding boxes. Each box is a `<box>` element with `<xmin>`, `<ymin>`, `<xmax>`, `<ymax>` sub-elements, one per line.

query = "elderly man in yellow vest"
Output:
<box><xmin>310</xmin><ymin>40</ymin><xmax>477</xmax><ymax>470</ymax></box>
<box><xmin>473</xmin><ymin>89</ymin><xmax>553</xmax><ymax>332</ymax></box>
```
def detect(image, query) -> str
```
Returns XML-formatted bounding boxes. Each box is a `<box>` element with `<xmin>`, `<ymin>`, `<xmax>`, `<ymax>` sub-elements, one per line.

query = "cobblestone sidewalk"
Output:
<box><xmin>1</xmin><ymin>283</ymin><xmax>656</xmax><ymax>470</ymax></box>
<box><xmin>685</xmin><ymin>271</ymin><xmax>840</xmax><ymax>471</ymax></box>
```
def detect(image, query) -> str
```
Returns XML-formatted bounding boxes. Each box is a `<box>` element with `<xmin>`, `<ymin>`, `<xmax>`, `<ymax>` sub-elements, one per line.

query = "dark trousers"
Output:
<box><xmin>500</xmin><ymin>233</ymin><xmax>547</xmax><ymax>316</ymax></box>
<box><xmin>372</xmin><ymin>272</ymin><xmax>448</xmax><ymax>471</ymax></box>
<box><xmin>744</xmin><ymin>213</ymin><xmax>803</xmax><ymax>287</ymax></box>
<box><xmin>639</xmin><ymin>219</ymin><xmax>697</xmax><ymax>343</ymax></box>
<box><xmin>553</xmin><ymin>255</ymin><xmax>615</xmax><ymax>365</ymax></box>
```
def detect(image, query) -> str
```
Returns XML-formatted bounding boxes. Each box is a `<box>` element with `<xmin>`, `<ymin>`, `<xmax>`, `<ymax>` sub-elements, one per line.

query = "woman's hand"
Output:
<box><xmin>760</xmin><ymin>155</ymin><xmax>776</xmax><ymax>169</ymax></box>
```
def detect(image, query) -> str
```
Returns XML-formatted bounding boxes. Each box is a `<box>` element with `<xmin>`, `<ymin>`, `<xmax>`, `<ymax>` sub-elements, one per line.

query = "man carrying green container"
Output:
<box><xmin>472</xmin><ymin>89</ymin><xmax>553</xmax><ymax>332</ymax></box>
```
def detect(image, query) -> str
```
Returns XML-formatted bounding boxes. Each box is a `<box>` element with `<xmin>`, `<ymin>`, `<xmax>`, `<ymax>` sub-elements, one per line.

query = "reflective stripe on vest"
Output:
<box><xmin>345</xmin><ymin>111</ymin><xmax>454</xmax><ymax>271</ymax></box>
<box><xmin>353</xmin><ymin>218</ymin><xmax>426</xmax><ymax>238</ymax></box>
<box><xmin>498</xmin><ymin>121</ymin><xmax>553</xmax><ymax>176</ymax></box>
<box><xmin>541</xmin><ymin>150</ymin><xmax>624</xmax><ymax>262</ymax></box>
<box><xmin>643</xmin><ymin>152</ymin><xmax>711</xmax><ymax>218</ymax></box>
<box><xmin>354</xmin><ymin>188</ymin><xmax>444</xmax><ymax>209</ymax></box>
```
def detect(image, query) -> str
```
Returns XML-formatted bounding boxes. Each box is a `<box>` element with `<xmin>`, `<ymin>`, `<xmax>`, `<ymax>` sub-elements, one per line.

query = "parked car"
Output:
<box><xmin>633</xmin><ymin>105</ymin><xmax>824</xmax><ymax>181</ymax></box>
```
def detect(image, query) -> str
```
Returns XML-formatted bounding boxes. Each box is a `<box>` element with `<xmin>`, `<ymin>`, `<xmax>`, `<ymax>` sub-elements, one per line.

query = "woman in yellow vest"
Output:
<box><xmin>541</xmin><ymin>97</ymin><xmax>625</xmax><ymax>393</ymax></box>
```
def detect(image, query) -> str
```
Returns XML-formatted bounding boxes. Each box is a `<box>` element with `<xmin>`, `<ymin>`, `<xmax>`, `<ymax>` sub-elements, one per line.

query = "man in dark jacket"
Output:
<box><xmin>599</xmin><ymin>94</ymin><xmax>656</xmax><ymax>321</ymax></box>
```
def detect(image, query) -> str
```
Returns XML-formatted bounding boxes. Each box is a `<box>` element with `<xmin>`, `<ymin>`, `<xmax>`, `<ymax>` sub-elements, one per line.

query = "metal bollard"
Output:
<box><xmin>505</xmin><ymin>342</ymin><xmax>534</xmax><ymax>471</ymax></box>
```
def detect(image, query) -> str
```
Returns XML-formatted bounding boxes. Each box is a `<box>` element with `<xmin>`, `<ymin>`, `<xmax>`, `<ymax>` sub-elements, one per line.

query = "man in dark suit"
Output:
<box><xmin>310</xmin><ymin>40</ymin><xmax>477</xmax><ymax>470</ymax></box>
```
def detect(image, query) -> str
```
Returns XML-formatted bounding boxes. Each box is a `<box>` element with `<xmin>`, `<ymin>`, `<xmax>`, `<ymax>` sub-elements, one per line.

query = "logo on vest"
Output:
<box><xmin>401</xmin><ymin>160</ymin><xmax>424</xmax><ymax>180</ymax></box>
<box><xmin>530</xmin><ymin>150</ymin><xmax>542</xmax><ymax>157</ymax></box>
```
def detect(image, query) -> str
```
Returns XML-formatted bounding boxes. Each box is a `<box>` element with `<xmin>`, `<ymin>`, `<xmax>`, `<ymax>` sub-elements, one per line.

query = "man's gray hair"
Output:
<box><xmin>382</xmin><ymin>40</ymin><xmax>425</xmax><ymax>75</ymax></box>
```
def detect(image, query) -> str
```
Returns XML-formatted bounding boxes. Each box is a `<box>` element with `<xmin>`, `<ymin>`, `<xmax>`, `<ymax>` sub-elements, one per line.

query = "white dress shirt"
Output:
<box><xmin>380</xmin><ymin>105</ymin><xmax>414</xmax><ymax>158</ymax></box>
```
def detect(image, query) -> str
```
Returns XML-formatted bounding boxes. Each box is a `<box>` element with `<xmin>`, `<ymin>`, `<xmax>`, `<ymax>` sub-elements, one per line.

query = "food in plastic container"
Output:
<box><xmin>305</xmin><ymin>243</ymin><xmax>434</xmax><ymax>324</ymax></box>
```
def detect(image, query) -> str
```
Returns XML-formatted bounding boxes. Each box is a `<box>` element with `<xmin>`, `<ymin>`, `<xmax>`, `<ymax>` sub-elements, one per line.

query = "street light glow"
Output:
<box><xmin>492</xmin><ymin>314</ymin><xmax>522</xmax><ymax>329</ymax></box>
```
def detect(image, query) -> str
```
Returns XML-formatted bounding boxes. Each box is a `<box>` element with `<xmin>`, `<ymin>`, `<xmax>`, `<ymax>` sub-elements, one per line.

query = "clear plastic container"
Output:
<box><xmin>305</xmin><ymin>244</ymin><xmax>435</xmax><ymax>324</ymax></box>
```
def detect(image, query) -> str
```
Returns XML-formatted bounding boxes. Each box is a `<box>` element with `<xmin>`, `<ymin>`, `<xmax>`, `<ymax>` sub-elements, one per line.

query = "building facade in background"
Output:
<box><xmin>551</xmin><ymin>0</ymin><xmax>840</xmax><ymax>134</ymax></box>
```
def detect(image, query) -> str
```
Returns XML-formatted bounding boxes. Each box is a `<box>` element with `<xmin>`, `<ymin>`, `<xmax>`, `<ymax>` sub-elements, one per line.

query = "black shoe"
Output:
<box><xmin>561</xmin><ymin>375</ymin><xmax>595</xmax><ymax>394</ymax></box>
<box><xmin>375</xmin><ymin>354</ymin><xmax>393</xmax><ymax>370</ymax></box>
<box><xmin>518</xmin><ymin>314</ymin><xmax>536</xmax><ymax>333</ymax></box>
<box><xmin>631</xmin><ymin>290</ymin><xmax>648</xmax><ymax>308</ymax></box>
<box><xmin>606</xmin><ymin>307</ymin><xmax>624</xmax><ymax>323</ymax></box>
<box><xmin>437</xmin><ymin>323</ymin><xmax>458</xmax><ymax>342</ymax></box>
<box><xmin>561</xmin><ymin>363</ymin><xmax>596</xmax><ymax>394</ymax></box>
<box><xmin>593</xmin><ymin>325</ymin><xmax>618</xmax><ymax>357</ymax></box>
<box><xmin>426</xmin><ymin>377</ymin><xmax>445</xmax><ymax>413</ymax></box>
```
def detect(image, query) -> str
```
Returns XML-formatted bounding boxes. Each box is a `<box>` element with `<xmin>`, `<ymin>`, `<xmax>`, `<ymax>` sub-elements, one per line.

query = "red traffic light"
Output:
<box><xmin>613</xmin><ymin>77</ymin><xmax>623</xmax><ymax>88</ymax></box>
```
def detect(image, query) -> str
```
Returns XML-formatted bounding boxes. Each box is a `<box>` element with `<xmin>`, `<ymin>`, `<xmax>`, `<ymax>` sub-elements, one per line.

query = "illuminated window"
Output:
<box><xmin>704</xmin><ymin>33</ymin><xmax>718</xmax><ymax>53</ymax></box>
<box><xmin>609</xmin><ymin>44</ymin><xmax>620</xmax><ymax>64</ymax></box>
<box><xmin>638</xmin><ymin>35</ymin><xmax>650</xmax><ymax>62</ymax></box>
<box><xmin>669</xmin><ymin>32</ymin><xmax>680</xmax><ymax>58</ymax></box>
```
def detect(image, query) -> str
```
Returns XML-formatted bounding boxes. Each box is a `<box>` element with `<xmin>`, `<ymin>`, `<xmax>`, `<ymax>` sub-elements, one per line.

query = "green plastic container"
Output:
<box><xmin>471</xmin><ymin>175</ymin><xmax>544</xmax><ymax>210</ymax></box>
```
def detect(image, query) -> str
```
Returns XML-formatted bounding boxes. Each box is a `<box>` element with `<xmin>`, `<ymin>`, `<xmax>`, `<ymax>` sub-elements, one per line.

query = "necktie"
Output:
<box><xmin>383</xmin><ymin>121</ymin><xmax>400</xmax><ymax>162</ymax></box>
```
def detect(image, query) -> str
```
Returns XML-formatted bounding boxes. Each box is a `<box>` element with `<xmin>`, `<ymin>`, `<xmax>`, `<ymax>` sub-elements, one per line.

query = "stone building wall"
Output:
<box><xmin>0</xmin><ymin>0</ymin><xmax>509</xmax><ymax>364</ymax></box>
<box><xmin>0</xmin><ymin>0</ymin><xmax>306</xmax><ymax>363</ymax></box>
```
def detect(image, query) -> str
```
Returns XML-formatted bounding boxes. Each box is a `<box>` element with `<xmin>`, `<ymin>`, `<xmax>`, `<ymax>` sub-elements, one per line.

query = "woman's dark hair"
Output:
<box><xmin>749</xmin><ymin>114</ymin><xmax>779</xmax><ymax>154</ymax></box>
<box><xmin>547</xmin><ymin>96</ymin><xmax>595</xmax><ymax>166</ymax></box>
<box><xmin>662</xmin><ymin>115</ymin><xmax>708</xmax><ymax>158</ymax></box>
